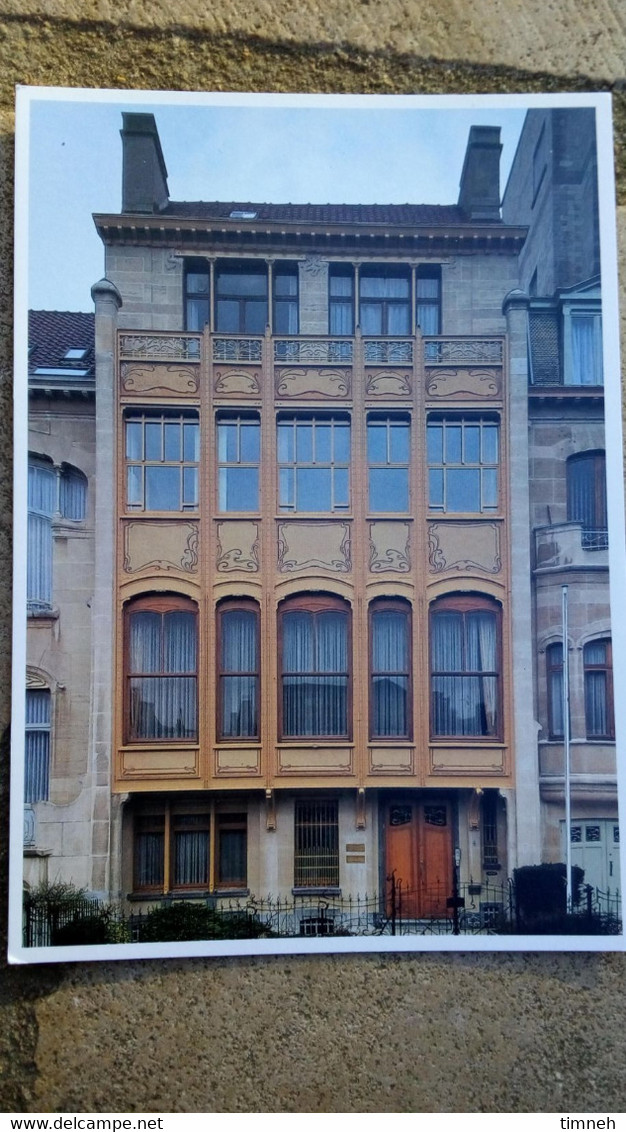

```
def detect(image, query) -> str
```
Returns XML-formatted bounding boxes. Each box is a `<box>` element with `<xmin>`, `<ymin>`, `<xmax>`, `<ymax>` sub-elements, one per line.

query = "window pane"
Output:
<box><xmin>218</xmin><ymin>422</ymin><xmax>237</xmax><ymax>462</ymax></box>
<box><xmin>144</xmin><ymin>423</ymin><xmax>161</xmax><ymax>462</ymax></box>
<box><xmin>334</xmin><ymin>468</ymin><xmax>349</xmax><ymax>508</ymax></box>
<box><xmin>367</xmin><ymin>424</ymin><xmax>387</xmax><ymax>464</ymax></box>
<box><xmin>164</xmin><ymin>422</ymin><xmax>181</xmax><ymax>462</ymax></box>
<box><xmin>417</xmin><ymin>303</ymin><xmax>439</xmax><ymax>335</ymax></box>
<box><xmin>333</xmin><ymin>424</ymin><xmax>350</xmax><ymax>464</ymax></box>
<box><xmin>296</xmin><ymin>423</ymin><xmax>313</xmax><ymax>463</ymax></box>
<box><xmin>483</xmin><ymin>468</ymin><xmax>498</xmax><ymax>509</ymax></box>
<box><xmin>427</xmin><ymin>425</ymin><xmax>443</xmax><ymax>465</ymax></box>
<box><xmin>429</xmin><ymin>468</ymin><xmax>444</xmax><ymax>508</ymax></box>
<box><xmin>330</xmin><ymin>303</ymin><xmax>353</xmax><ymax>335</ymax></box>
<box><xmin>464</xmin><ymin>426</ymin><xmax>480</xmax><ymax>463</ymax></box>
<box><xmin>216</xmin><ymin>300</ymin><xmax>240</xmax><ymax>332</ymax></box>
<box><xmin>417</xmin><ymin>276</ymin><xmax>440</xmax><ymax>299</ymax></box>
<box><xmin>294</xmin><ymin>801</ymin><xmax>339</xmax><ymax>887</ymax></box>
<box><xmin>218</xmin><ymin>271</ymin><xmax>266</xmax><ymax>296</ymax></box>
<box><xmin>219</xmin><ymin>827</ymin><xmax>247</xmax><ymax>886</ymax></box>
<box><xmin>330</xmin><ymin>274</ymin><xmax>352</xmax><ymax>297</ymax></box>
<box><xmin>445</xmin><ymin>426</ymin><xmax>462</xmax><ymax>464</ymax></box>
<box><xmin>446</xmin><ymin>468</ymin><xmax>480</xmax><ymax>511</ymax></box>
<box><xmin>482</xmin><ymin>425</ymin><xmax>498</xmax><ymax>464</ymax></box>
<box><xmin>297</xmin><ymin>467</ymin><xmax>331</xmax><ymax>510</ymax></box>
<box><xmin>182</xmin><ymin>467</ymin><xmax>198</xmax><ymax>508</ymax></box>
<box><xmin>390</xmin><ymin>423</ymin><xmax>410</xmax><ymax>463</ymax></box>
<box><xmin>219</xmin><ymin>467</ymin><xmax>258</xmax><ymax>511</ymax></box>
<box><xmin>279</xmin><ymin>468</ymin><xmax>294</xmax><ymax>508</ymax></box>
<box><xmin>135</xmin><ymin>830</ymin><xmax>164</xmax><ymax>888</ymax></box>
<box><xmin>372</xmin><ymin>675</ymin><xmax>408</xmax><ymax>737</ymax></box>
<box><xmin>222</xmin><ymin>676</ymin><xmax>258</xmax><ymax>737</ymax></box>
<box><xmin>387</xmin><ymin>303</ymin><xmax>410</xmax><ymax>335</ymax></box>
<box><xmin>277</xmin><ymin>423</ymin><xmax>294</xmax><ymax>463</ymax></box>
<box><xmin>243</xmin><ymin>301</ymin><xmax>267</xmax><ymax>334</ymax></box>
<box><xmin>126</xmin><ymin>421</ymin><xmax>142</xmax><ymax>460</ymax></box>
<box><xmin>240</xmin><ymin>423</ymin><xmax>260</xmax><ymax>462</ymax></box>
<box><xmin>183</xmin><ymin>423</ymin><xmax>199</xmax><ymax>462</ymax></box>
<box><xmin>360</xmin><ymin>303</ymin><xmax>382</xmax><ymax>335</ymax></box>
<box><xmin>174</xmin><ymin>827</ymin><xmax>209</xmax><ymax>886</ymax></box>
<box><xmin>370</xmin><ymin>468</ymin><xmax>408</xmax><ymax>511</ymax></box>
<box><xmin>315</xmin><ymin>424</ymin><xmax>332</xmax><ymax>463</ymax></box>
<box><xmin>186</xmin><ymin>272</ymin><xmax>209</xmax><ymax>294</ymax></box>
<box><xmin>145</xmin><ymin>466</ymin><xmax>180</xmax><ymax>510</ymax></box>
<box><xmin>186</xmin><ymin>299</ymin><xmax>209</xmax><ymax>331</ymax></box>
<box><xmin>274</xmin><ymin>272</ymin><xmax>297</xmax><ymax>296</ymax></box>
<box><xmin>129</xmin><ymin>676</ymin><xmax>197</xmax><ymax>739</ymax></box>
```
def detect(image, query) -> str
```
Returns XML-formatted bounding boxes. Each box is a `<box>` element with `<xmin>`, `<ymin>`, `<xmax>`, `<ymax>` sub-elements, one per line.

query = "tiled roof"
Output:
<box><xmin>163</xmin><ymin>200</ymin><xmax>470</xmax><ymax>226</ymax></box>
<box><xmin>28</xmin><ymin>310</ymin><xmax>95</xmax><ymax>383</ymax></box>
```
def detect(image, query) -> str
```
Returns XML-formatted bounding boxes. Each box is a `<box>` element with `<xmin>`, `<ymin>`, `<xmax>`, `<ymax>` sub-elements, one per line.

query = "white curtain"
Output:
<box><xmin>431</xmin><ymin>610</ymin><xmax>497</xmax><ymax>736</ymax></box>
<box><xmin>135</xmin><ymin>831</ymin><xmax>164</xmax><ymax>887</ymax></box>
<box><xmin>283</xmin><ymin>610</ymin><xmax>348</xmax><ymax>736</ymax></box>
<box><xmin>584</xmin><ymin>640</ymin><xmax>610</xmax><ymax>736</ymax></box>
<box><xmin>25</xmin><ymin>689</ymin><xmax>50</xmax><ymax>802</ymax></box>
<box><xmin>372</xmin><ymin>610</ymin><xmax>408</xmax><ymax>737</ymax></box>
<box><xmin>571</xmin><ymin>315</ymin><xmax>602</xmax><ymax>386</ymax></box>
<box><xmin>221</xmin><ymin>609</ymin><xmax>258</xmax><ymax>737</ymax></box>
<box><xmin>173</xmin><ymin>817</ymin><xmax>209</xmax><ymax>886</ymax></box>
<box><xmin>129</xmin><ymin>610</ymin><xmax>197</xmax><ymax>739</ymax></box>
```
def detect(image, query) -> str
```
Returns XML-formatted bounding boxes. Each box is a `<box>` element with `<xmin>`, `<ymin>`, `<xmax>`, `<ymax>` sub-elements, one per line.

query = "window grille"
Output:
<box><xmin>294</xmin><ymin>800</ymin><xmax>339</xmax><ymax>888</ymax></box>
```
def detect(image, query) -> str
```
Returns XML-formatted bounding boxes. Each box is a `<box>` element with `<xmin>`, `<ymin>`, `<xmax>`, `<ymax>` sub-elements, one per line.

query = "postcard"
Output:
<box><xmin>9</xmin><ymin>88</ymin><xmax>625</xmax><ymax>961</ymax></box>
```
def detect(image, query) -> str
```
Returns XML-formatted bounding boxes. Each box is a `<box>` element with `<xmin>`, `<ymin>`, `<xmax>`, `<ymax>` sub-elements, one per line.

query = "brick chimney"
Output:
<box><xmin>458</xmin><ymin>126</ymin><xmax>502</xmax><ymax>221</ymax></box>
<box><xmin>120</xmin><ymin>113</ymin><xmax>169</xmax><ymax>214</ymax></box>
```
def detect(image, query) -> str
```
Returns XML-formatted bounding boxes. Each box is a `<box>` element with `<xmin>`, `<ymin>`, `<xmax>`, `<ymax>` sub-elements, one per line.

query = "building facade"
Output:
<box><xmin>23</xmin><ymin>108</ymin><xmax>618</xmax><ymax>928</ymax></box>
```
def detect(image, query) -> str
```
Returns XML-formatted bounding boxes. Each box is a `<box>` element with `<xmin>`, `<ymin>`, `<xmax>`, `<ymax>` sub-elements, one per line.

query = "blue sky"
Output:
<box><xmin>25</xmin><ymin>93</ymin><xmax>527</xmax><ymax>312</ymax></box>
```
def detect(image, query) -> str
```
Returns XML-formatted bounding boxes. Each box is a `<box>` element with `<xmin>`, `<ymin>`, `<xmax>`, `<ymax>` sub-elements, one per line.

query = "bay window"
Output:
<box><xmin>280</xmin><ymin>595</ymin><xmax>351</xmax><ymax>739</ymax></box>
<box><xmin>217</xmin><ymin>601</ymin><xmax>260</xmax><ymax>739</ymax></box>
<box><xmin>367</xmin><ymin>414</ymin><xmax>410</xmax><ymax>512</ymax></box>
<box><xmin>217</xmin><ymin>413</ymin><xmax>260</xmax><ymax>512</ymax></box>
<box><xmin>370</xmin><ymin>600</ymin><xmax>411</xmax><ymax>739</ymax></box>
<box><xmin>278</xmin><ymin>415</ymin><xmax>350</xmax><ymax>513</ymax></box>
<box><xmin>125</xmin><ymin>595</ymin><xmax>198</xmax><ymax>742</ymax></box>
<box><xmin>428</xmin><ymin>415</ymin><xmax>499</xmax><ymax>514</ymax></box>
<box><xmin>430</xmin><ymin>595</ymin><xmax>501</xmax><ymax>738</ymax></box>
<box><xmin>359</xmin><ymin>266</ymin><xmax>410</xmax><ymax>335</ymax></box>
<box><xmin>584</xmin><ymin>639</ymin><xmax>614</xmax><ymax>739</ymax></box>
<box><xmin>125</xmin><ymin>410</ymin><xmax>199</xmax><ymax>513</ymax></box>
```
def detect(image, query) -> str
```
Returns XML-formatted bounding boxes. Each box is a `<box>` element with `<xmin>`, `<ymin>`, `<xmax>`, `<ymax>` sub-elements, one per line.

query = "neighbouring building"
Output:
<box><xmin>22</xmin><ymin>107</ymin><xmax>618</xmax><ymax>932</ymax></box>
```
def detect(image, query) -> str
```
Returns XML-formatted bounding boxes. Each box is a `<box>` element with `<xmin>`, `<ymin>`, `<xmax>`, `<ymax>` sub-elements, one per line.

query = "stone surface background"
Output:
<box><xmin>1</xmin><ymin>1</ymin><xmax>626</xmax><ymax>1113</ymax></box>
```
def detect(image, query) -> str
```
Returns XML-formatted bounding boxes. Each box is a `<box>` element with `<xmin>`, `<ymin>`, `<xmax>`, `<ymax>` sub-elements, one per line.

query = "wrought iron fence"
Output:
<box><xmin>23</xmin><ymin>877</ymin><xmax>622</xmax><ymax>945</ymax></box>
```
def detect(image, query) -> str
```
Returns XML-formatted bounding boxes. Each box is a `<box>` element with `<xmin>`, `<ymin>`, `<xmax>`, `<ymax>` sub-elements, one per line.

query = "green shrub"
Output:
<box><xmin>135</xmin><ymin>901</ymin><xmax>272</xmax><ymax>943</ymax></box>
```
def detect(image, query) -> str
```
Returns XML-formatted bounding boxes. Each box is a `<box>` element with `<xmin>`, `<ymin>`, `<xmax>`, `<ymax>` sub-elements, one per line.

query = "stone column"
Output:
<box><xmin>89</xmin><ymin>278</ymin><xmax>122</xmax><ymax>900</ymax></box>
<box><xmin>503</xmin><ymin>288</ymin><xmax>542</xmax><ymax>868</ymax></box>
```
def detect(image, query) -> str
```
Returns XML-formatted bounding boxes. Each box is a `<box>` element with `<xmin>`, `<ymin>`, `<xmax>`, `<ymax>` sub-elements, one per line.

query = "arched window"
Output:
<box><xmin>369</xmin><ymin>599</ymin><xmax>412</xmax><ymax>739</ymax></box>
<box><xmin>125</xmin><ymin>595</ymin><xmax>198</xmax><ymax>742</ymax></box>
<box><xmin>279</xmin><ymin>595</ymin><xmax>351</xmax><ymax>739</ymax></box>
<box><xmin>25</xmin><ymin>686</ymin><xmax>50</xmax><ymax>802</ymax></box>
<box><xmin>567</xmin><ymin>451</ymin><xmax>607</xmax><ymax>549</ymax></box>
<box><xmin>430</xmin><ymin>595</ymin><xmax>501</xmax><ymax>739</ymax></box>
<box><xmin>217</xmin><ymin>600</ymin><xmax>260</xmax><ymax>739</ymax></box>
<box><xmin>546</xmin><ymin>642</ymin><xmax>564</xmax><ymax>739</ymax></box>
<box><xmin>28</xmin><ymin>458</ymin><xmax>88</xmax><ymax>610</ymax></box>
<box><xmin>584</xmin><ymin>639</ymin><xmax>614</xmax><ymax>739</ymax></box>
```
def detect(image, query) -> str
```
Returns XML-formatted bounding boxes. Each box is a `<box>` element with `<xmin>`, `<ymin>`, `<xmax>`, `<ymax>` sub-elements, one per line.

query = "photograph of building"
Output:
<box><xmin>17</xmin><ymin>97</ymin><xmax>622</xmax><ymax>951</ymax></box>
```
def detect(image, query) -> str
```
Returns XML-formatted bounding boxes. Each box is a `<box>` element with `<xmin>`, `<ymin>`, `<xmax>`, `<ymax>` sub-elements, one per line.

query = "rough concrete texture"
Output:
<box><xmin>1</xmin><ymin>1</ymin><xmax>626</xmax><ymax>1114</ymax></box>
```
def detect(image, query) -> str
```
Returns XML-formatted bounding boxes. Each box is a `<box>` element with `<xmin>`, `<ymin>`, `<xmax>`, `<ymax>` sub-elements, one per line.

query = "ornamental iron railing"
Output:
<box><xmin>119</xmin><ymin>333</ymin><xmax>202</xmax><ymax>361</ymax></box>
<box><xmin>363</xmin><ymin>339</ymin><xmax>413</xmax><ymax>364</ymax></box>
<box><xmin>274</xmin><ymin>339</ymin><xmax>353</xmax><ymax>363</ymax></box>
<box><xmin>424</xmin><ymin>338</ymin><xmax>503</xmax><ymax>365</ymax></box>
<box><xmin>213</xmin><ymin>337</ymin><xmax>263</xmax><ymax>362</ymax></box>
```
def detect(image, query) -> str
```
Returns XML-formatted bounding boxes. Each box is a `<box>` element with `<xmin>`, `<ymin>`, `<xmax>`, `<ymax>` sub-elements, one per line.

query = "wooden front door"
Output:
<box><xmin>385</xmin><ymin>798</ymin><xmax>453</xmax><ymax>918</ymax></box>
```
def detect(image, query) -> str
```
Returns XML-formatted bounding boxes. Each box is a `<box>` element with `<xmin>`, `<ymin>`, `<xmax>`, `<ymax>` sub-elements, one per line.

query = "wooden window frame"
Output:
<box><xmin>132</xmin><ymin>800</ymin><xmax>248</xmax><ymax>895</ymax></box>
<box><xmin>124</xmin><ymin>409</ymin><xmax>200</xmax><ymax>514</ymax></box>
<box><xmin>416</xmin><ymin>264</ymin><xmax>442</xmax><ymax>335</ymax></box>
<box><xmin>184</xmin><ymin>258</ymin><xmax>210</xmax><ymax>332</ymax></box>
<box><xmin>215</xmin><ymin>260</ymin><xmax>268</xmax><ymax>335</ymax></box>
<box><xmin>278</xmin><ymin>594</ymin><xmax>352</xmax><ymax>741</ymax></box>
<box><xmin>124</xmin><ymin>594</ymin><xmax>198</xmax><ymax>745</ymax></box>
<box><xmin>429</xmin><ymin>593</ymin><xmax>502</xmax><ymax>741</ymax></box>
<box><xmin>359</xmin><ymin>265</ymin><xmax>411</xmax><ymax>336</ymax></box>
<box><xmin>216</xmin><ymin>411</ymin><xmax>261</xmax><ymax>514</ymax></box>
<box><xmin>277</xmin><ymin>414</ymin><xmax>351</xmax><ymax>514</ymax></box>
<box><xmin>546</xmin><ymin>641</ymin><xmax>564</xmax><ymax>740</ymax></box>
<box><xmin>427</xmin><ymin>413</ymin><xmax>500</xmax><ymax>515</ymax></box>
<box><xmin>328</xmin><ymin>264</ymin><xmax>355</xmax><ymax>335</ymax></box>
<box><xmin>583</xmin><ymin>638</ymin><xmax>614</xmax><ymax>740</ymax></box>
<box><xmin>273</xmin><ymin>261</ymin><xmax>299</xmax><ymax>335</ymax></box>
<box><xmin>216</xmin><ymin>598</ymin><xmax>261</xmax><ymax>741</ymax></box>
<box><xmin>367</xmin><ymin>413</ymin><xmax>410</xmax><ymax>514</ymax></box>
<box><xmin>369</xmin><ymin>598</ymin><xmax>412</xmax><ymax>740</ymax></box>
